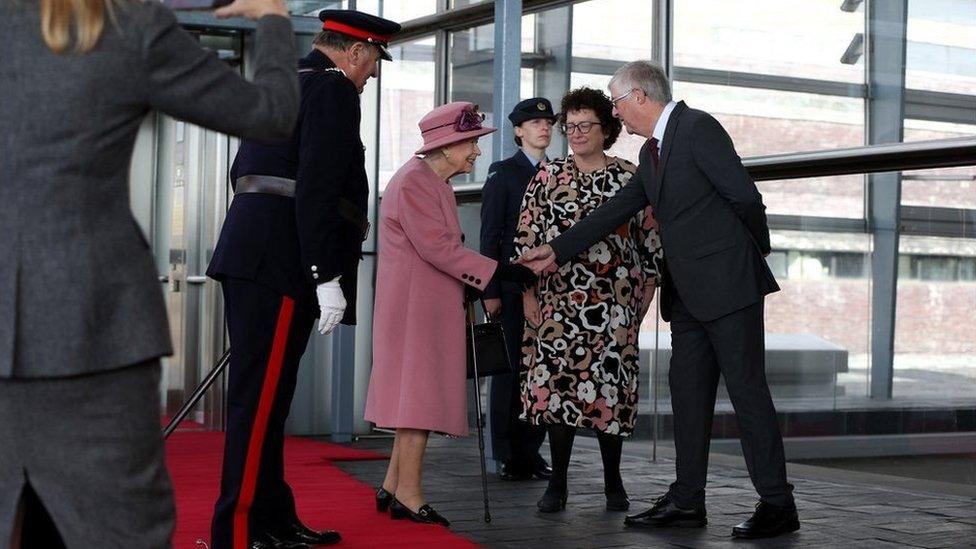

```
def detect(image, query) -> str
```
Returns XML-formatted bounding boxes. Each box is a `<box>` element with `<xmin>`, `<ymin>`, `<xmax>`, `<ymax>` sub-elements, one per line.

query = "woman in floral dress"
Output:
<box><xmin>512</xmin><ymin>87</ymin><xmax>663</xmax><ymax>513</ymax></box>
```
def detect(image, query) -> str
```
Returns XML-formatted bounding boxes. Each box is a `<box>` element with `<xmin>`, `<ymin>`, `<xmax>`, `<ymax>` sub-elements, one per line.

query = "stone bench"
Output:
<box><xmin>638</xmin><ymin>332</ymin><xmax>849</xmax><ymax>399</ymax></box>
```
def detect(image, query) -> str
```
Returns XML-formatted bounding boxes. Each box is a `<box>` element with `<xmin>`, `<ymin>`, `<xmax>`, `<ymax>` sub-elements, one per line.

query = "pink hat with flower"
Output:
<box><xmin>415</xmin><ymin>101</ymin><xmax>497</xmax><ymax>155</ymax></box>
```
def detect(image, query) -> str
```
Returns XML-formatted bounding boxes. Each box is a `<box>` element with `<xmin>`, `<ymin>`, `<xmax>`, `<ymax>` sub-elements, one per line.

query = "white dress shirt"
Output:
<box><xmin>652</xmin><ymin>100</ymin><xmax>678</xmax><ymax>149</ymax></box>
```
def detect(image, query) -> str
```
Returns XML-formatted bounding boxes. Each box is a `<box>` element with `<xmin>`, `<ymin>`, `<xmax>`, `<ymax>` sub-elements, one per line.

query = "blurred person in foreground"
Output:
<box><xmin>365</xmin><ymin>102</ymin><xmax>538</xmax><ymax>528</ymax></box>
<box><xmin>480</xmin><ymin>97</ymin><xmax>558</xmax><ymax>482</ymax></box>
<box><xmin>512</xmin><ymin>87</ymin><xmax>662</xmax><ymax>514</ymax></box>
<box><xmin>206</xmin><ymin>9</ymin><xmax>401</xmax><ymax>549</ymax></box>
<box><xmin>0</xmin><ymin>0</ymin><xmax>300</xmax><ymax>547</ymax></box>
<box><xmin>518</xmin><ymin>61</ymin><xmax>798</xmax><ymax>539</ymax></box>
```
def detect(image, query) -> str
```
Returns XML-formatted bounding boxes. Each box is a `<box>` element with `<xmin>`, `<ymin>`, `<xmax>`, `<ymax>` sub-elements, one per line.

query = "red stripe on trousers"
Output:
<box><xmin>232</xmin><ymin>296</ymin><xmax>295</xmax><ymax>549</ymax></box>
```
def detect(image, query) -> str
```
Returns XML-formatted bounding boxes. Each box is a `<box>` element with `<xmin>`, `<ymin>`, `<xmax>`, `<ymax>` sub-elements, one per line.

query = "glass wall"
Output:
<box><xmin>349</xmin><ymin>0</ymin><xmax>976</xmax><ymax>452</ymax></box>
<box><xmin>673</xmin><ymin>0</ymin><xmax>868</xmax><ymax>221</ymax></box>
<box><xmin>673</xmin><ymin>0</ymin><xmax>864</xmax><ymax>82</ymax></box>
<box><xmin>448</xmin><ymin>23</ymin><xmax>497</xmax><ymax>185</ymax></box>
<box><xmin>905</xmin><ymin>0</ymin><xmax>976</xmax><ymax>94</ymax></box>
<box><xmin>378</xmin><ymin>37</ymin><xmax>437</xmax><ymax>191</ymax></box>
<box><xmin>894</xmin><ymin>235</ymin><xmax>976</xmax><ymax>401</ymax></box>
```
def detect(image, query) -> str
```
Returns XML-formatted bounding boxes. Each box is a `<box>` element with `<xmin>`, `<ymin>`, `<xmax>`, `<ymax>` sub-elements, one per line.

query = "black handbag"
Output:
<box><xmin>466</xmin><ymin>301</ymin><xmax>514</xmax><ymax>379</ymax></box>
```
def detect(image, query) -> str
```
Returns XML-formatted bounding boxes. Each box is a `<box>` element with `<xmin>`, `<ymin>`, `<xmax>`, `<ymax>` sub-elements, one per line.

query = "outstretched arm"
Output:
<box><xmin>546</xmin><ymin>171</ymin><xmax>649</xmax><ymax>266</ymax></box>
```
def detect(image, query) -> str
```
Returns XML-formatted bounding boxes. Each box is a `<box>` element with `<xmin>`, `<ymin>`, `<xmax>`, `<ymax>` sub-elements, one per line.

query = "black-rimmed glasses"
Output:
<box><xmin>560</xmin><ymin>121</ymin><xmax>602</xmax><ymax>135</ymax></box>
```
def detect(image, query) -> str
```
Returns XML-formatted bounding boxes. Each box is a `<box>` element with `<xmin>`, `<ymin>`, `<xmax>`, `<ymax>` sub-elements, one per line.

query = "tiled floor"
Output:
<box><xmin>337</xmin><ymin>435</ymin><xmax>976</xmax><ymax>548</ymax></box>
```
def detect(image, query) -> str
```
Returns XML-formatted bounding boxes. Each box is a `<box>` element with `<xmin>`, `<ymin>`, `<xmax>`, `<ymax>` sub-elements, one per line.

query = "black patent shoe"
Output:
<box><xmin>532</xmin><ymin>457</ymin><xmax>553</xmax><ymax>481</ymax></box>
<box><xmin>732</xmin><ymin>501</ymin><xmax>800</xmax><ymax>539</ymax></box>
<box><xmin>250</xmin><ymin>530</ymin><xmax>309</xmax><ymax>549</ymax></box>
<box><xmin>605</xmin><ymin>487</ymin><xmax>630</xmax><ymax>512</ymax></box>
<box><xmin>376</xmin><ymin>486</ymin><xmax>394</xmax><ymax>512</ymax></box>
<box><xmin>390</xmin><ymin>498</ymin><xmax>450</xmax><ymax>527</ymax></box>
<box><xmin>536</xmin><ymin>489</ymin><xmax>567</xmax><ymax>513</ymax></box>
<box><xmin>498</xmin><ymin>461</ymin><xmax>533</xmax><ymax>481</ymax></box>
<box><xmin>276</xmin><ymin>521</ymin><xmax>341</xmax><ymax>547</ymax></box>
<box><xmin>624</xmin><ymin>493</ymin><xmax>706</xmax><ymax>528</ymax></box>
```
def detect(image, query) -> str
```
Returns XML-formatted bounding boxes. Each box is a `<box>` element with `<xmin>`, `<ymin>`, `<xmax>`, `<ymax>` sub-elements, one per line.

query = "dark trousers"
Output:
<box><xmin>667</xmin><ymin>286</ymin><xmax>793</xmax><ymax>508</ymax></box>
<box><xmin>211</xmin><ymin>278</ymin><xmax>316</xmax><ymax>549</ymax></box>
<box><xmin>489</xmin><ymin>289</ymin><xmax>546</xmax><ymax>466</ymax></box>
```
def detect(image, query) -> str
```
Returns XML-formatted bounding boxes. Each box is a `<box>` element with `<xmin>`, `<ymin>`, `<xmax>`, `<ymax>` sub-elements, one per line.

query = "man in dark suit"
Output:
<box><xmin>480</xmin><ymin>98</ymin><xmax>556</xmax><ymax>482</ymax></box>
<box><xmin>206</xmin><ymin>10</ymin><xmax>400</xmax><ymax>549</ymax></box>
<box><xmin>518</xmin><ymin>61</ymin><xmax>797</xmax><ymax>539</ymax></box>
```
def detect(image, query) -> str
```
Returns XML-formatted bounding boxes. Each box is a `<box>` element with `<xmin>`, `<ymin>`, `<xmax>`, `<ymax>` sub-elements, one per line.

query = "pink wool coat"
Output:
<box><xmin>365</xmin><ymin>157</ymin><xmax>497</xmax><ymax>437</ymax></box>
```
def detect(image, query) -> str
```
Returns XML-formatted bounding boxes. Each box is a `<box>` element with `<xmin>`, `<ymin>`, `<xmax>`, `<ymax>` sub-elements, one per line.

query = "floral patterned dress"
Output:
<box><xmin>512</xmin><ymin>156</ymin><xmax>663</xmax><ymax>436</ymax></box>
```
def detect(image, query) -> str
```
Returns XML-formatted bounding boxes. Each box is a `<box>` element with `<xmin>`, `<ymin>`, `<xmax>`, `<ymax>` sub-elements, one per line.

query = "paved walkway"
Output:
<box><xmin>337</xmin><ymin>434</ymin><xmax>976</xmax><ymax>548</ymax></box>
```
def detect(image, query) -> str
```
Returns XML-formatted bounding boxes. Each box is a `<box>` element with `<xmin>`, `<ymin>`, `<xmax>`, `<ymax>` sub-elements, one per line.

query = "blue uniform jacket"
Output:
<box><xmin>207</xmin><ymin>49</ymin><xmax>368</xmax><ymax>324</ymax></box>
<box><xmin>479</xmin><ymin>151</ymin><xmax>542</xmax><ymax>299</ymax></box>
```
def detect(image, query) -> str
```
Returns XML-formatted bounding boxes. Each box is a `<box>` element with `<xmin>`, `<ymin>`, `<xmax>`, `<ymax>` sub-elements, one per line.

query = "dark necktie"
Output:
<box><xmin>648</xmin><ymin>137</ymin><xmax>660</xmax><ymax>171</ymax></box>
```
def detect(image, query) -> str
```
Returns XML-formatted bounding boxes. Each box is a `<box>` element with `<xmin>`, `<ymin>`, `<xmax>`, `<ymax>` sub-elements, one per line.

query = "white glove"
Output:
<box><xmin>316</xmin><ymin>277</ymin><xmax>346</xmax><ymax>335</ymax></box>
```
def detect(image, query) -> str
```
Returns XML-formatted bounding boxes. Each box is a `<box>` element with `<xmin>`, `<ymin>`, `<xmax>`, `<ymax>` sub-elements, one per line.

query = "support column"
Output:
<box><xmin>866</xmin><ymin>0</ymin><xmax>908</xmax><ymax>399</ymax></box>
<box><xmin>490</xmin><ymin>0</ymin><xmax>523</xmax><ymax>163</ymax></box>
<box><xmin>652</xmin><ymin>0</ymin><xmax>673</xmax><ymax>78</ymax></box>
<box><xmin>483</xmin><ymin>0</ymin><xmax>522</xmax><ymax>472</ymax></box>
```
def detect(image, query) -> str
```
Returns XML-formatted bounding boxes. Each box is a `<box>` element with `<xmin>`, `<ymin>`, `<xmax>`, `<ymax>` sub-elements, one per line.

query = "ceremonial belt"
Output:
<box><xmin>234</xmin><ymin>175</ymin><xmax>370</xmax><ymax>241</ymax></box>
<box><xmin>235</xmin><ymin>175</ymin><xmax>296</xmax><ymax>198</ymax></box>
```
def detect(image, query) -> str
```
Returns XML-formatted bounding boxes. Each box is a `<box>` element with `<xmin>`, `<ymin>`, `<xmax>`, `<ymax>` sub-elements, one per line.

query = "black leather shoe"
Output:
<box><xmin>732</xmin><ymin>501</ymin><xmax>800</xmax><ymax>539</ymax></box>
<box><xmin>250</xmin><ymin>530</ymin><xmax>309</xmax><ymax>549</ymax></box>
<box><xmin>605</xmin><ymin>488</ymin><xmax>630</xmax><ymax>512</ymax></box>
<box><xmin>536</xmin><ymin>489</ymin><xmax>567</xmax><ymax>513</ymax></box>
<box><xmin>276</xmin><ymin>521</ymin><xmax>341</xmax><ymax>547</ymax></box>
<box><xmin>624</xmin><ymin>494</ymin><xmax>706</xmax><ymax>528</ymax></box>
<box><xmin>498</xmin><ymin>461</ymin><xmax>533</xmax><ymax>481</ymax></box>
<box><xmin>532</xmin><ymin>456</ymin><xmax>553</xmax><ymax>480</ymax></box>
<box><xmin>376</xmin><ymin>486</ymin><xmax>394</xmax><ymax>512</ymax></box>
<box><xmin>390</xmin><ymin>498</ymin><xmax>450</xmax><ymax>527</ymax></box>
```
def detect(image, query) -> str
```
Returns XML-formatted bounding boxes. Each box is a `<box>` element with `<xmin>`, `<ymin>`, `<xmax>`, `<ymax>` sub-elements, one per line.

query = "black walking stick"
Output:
<box><xmin>467</xmin><ymin>303</ymin><xmax>492</xmax><ymax>524</ymax></box>
<box><xmin>162</xmin><ymin>349</ymin><xmax>230</xmax><ymax>439</ymax></box>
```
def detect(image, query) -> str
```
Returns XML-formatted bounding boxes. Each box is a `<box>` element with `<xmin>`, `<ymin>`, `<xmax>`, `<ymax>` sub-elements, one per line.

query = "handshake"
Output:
<box><xmin>514</xmin><ymin>244</ymin><xmax>558</xmax><ymax>275</ymax></box>
<box><xmin>317</xmin><ymin>245</ymin><xmax>557</xmax><ymax>334</ymax></box>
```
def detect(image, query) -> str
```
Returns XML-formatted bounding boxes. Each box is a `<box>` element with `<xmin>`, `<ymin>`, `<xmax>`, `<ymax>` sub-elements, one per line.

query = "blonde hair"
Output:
<box><xmin>41</xmin><ymin>0</ymin><xmax>118</xmax><ymax>54</ymax></box>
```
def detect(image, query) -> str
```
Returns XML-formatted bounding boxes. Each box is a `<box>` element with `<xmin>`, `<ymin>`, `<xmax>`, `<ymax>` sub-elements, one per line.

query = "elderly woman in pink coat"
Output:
<box><xmin>365</xmin><ymin>102</ymin><xmax>537</xmax><ymax>527</ymax></box>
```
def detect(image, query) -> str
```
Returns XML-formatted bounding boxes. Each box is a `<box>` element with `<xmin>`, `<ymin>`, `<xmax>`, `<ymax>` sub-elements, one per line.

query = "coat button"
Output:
<box><xmin>475</xmin><ymin>278</ymin><xmax>482</xmax><ymax>285</ymax></box>
<box><xmin>311</xmin><ymin>265</ymin><xmax>318</xmax><ymax>272</ymax></box>
<box><xmin>462</xmin><ymin>274</ymin><xmax>470</xmax><ymax>280</ymax></box>
<box><xmin>313</xmin><ymin>273</ymin><xmax>319</xmax><ymax>280</ymax></box>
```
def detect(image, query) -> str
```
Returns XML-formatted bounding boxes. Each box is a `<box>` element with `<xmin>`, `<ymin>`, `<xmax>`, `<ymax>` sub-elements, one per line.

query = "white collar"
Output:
<box><xmin>651</xmin><ymin>100</ymin><xmax>678</xmax><ymax>144</ymax></box>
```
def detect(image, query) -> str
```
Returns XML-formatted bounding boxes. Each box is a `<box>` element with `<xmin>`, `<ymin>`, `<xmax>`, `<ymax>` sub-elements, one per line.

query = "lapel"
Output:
<box><xmin>652</xmin><ymin>101</ymin><xmax>687</xmax><ymax>208</ymax></box>
<box><xmin>513</xmin><ymin>151</ymin><xmax>539</xmax><ymax>189</ymax></box>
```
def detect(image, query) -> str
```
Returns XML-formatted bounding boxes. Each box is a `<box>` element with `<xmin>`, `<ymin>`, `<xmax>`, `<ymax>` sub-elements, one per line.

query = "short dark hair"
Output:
<box><xmin>313</xmin><ymin>30</ymin><xmax>362</xmax><ymax>51</ymax></box>
<box><xmin>558</xmin><ymin>87</ymin><xmax>622</xmax><ymax>150</ymax></box>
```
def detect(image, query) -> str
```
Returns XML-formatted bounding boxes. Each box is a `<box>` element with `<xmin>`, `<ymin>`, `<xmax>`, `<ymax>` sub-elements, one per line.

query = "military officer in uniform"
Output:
<box><xmin>480</xmin><ymin>98</ymin><xmax>557</xmax><ymax>481</ymax></box>
<box><xmin>206</xmin><ymin>10</ymin><xmax>401</xmax><ymax>549</ymax></box>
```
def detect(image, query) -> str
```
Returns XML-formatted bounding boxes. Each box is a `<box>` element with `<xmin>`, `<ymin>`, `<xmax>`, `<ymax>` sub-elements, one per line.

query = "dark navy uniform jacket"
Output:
<box><xmin>479</xmin><ymin>150</ymin><xmax>544</xmax><ymax>300</ymax></box>
<box><xmin>207</xmin><ymin>49</ymin><xmax>368</xmax><ymax>324</ymax></box>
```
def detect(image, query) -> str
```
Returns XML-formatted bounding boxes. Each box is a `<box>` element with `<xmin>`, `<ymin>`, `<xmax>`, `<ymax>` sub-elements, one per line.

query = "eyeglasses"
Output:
<box><xmin>610</xmin><ymin>88</ymin><xmax>636</xmax><ymax>107</ymax></box>
<box><xmin>423</xmin><ymin>106</ymin><xmax>486</xmax><ymax>134</ymax></box>
<box><xmin>560</xmin><ymin>121</ymin><xmax>602</xmax><ymax>135</ymax></box>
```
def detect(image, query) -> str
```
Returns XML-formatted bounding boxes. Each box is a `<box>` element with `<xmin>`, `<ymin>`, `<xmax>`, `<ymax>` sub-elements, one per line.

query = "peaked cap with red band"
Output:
<box><xmin>318</xmin><ymin>9</ymin><xmax>402</xmax><ymax>62</ymax></box>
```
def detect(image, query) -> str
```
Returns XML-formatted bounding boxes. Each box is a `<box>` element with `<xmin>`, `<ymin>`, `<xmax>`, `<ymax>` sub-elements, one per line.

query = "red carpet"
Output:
<box><xmin>165</xmin><ymin>431</ymin><xmax>479</xmax><ymax>549</ymax></box>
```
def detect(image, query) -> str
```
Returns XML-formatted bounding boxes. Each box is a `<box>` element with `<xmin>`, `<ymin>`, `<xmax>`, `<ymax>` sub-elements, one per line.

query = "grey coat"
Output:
<box><xmin>0</xmin><ymin>1</ymin><xmax>300</xmax><ymax>378</ymax></box>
